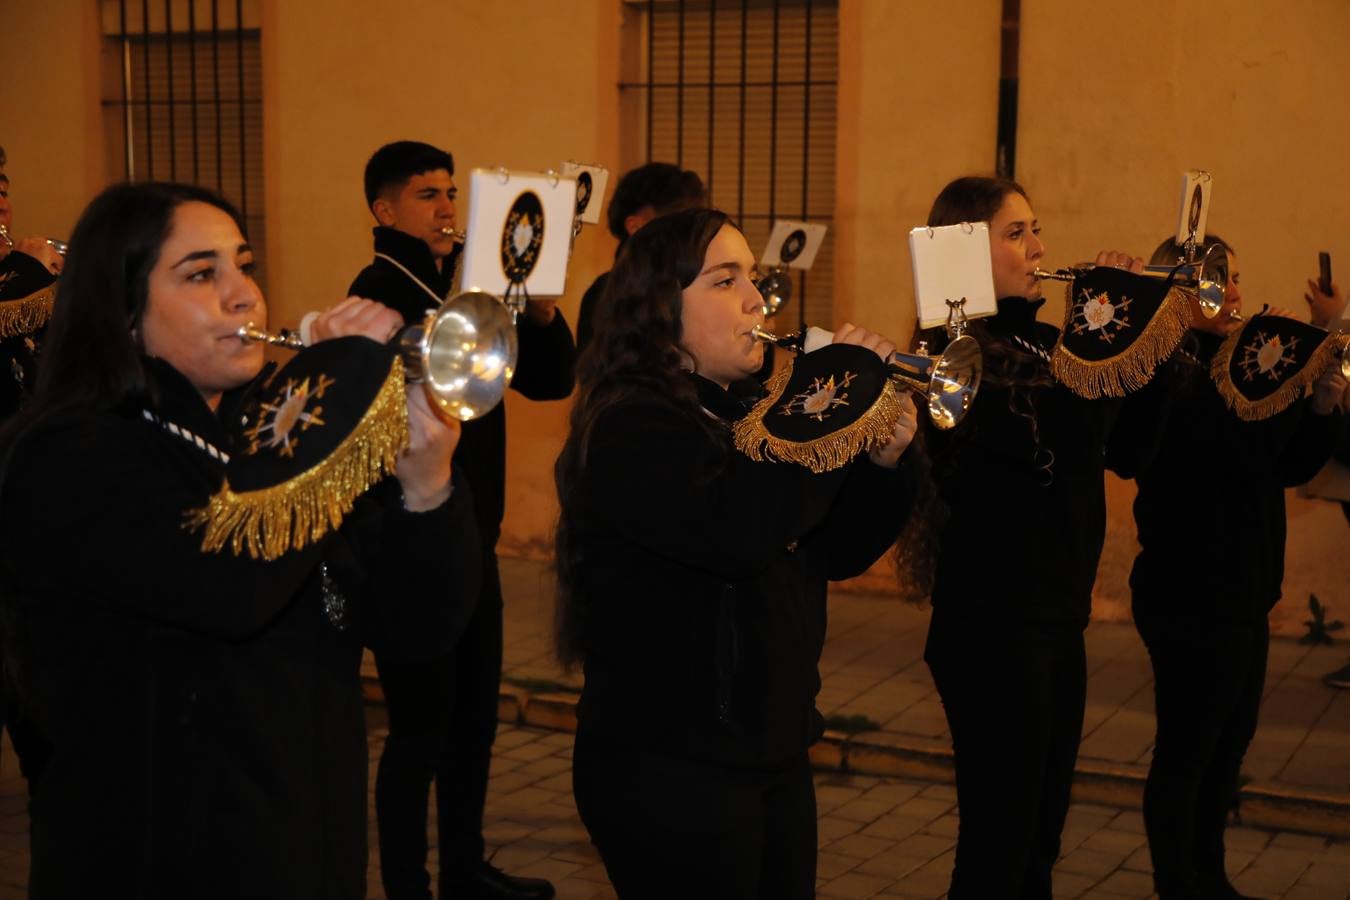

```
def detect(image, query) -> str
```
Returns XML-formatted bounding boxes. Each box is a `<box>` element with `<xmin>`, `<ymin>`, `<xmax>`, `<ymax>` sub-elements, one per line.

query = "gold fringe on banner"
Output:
<box><xmin>1211</xmin><ymin>328</ymin><xmax>1343</xmax><ymax>422</ymax></box>
<box><xmin>733</xmin><ymin>364</ymin><xmax>906</xmax><ymax>474</ymax></box>
<box><xmin>1051</xmin><ymin>284</ymin><xmax>1191</xmax><ymax>399</ymax></box>
<box><xmin>186</xmin><ymin>358</ymin><xmax>411</xmax><ymax>560</ymax></box>
<box><xmin>0</xmin><ymin>287</ymin><xmax>55</xmax><ymax>338</ymax></box>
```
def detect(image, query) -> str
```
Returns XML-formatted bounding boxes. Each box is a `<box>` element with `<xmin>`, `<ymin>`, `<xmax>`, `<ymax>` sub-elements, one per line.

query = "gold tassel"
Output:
<box><xmin>185</xmin><ymin>357</ymin><xmax>411</xmax><ymax>560</ymax></box>
<box><xmin>1051</xmin><ymin>284</ymin><xmax>1191</xmax><ymax>399</ymax></box>
<box><xmin>733</xmin><ymin>365</ymin><xmax>905</xmax><ymax>474</ymax></box>
<box><xmin>1211</xmin><ymin>328</ymin><xmax>1341</xmax><ymax>421</ymax></box>
<box><xmin>0</xmin><ymin>287</ymin><xmax>55</xmax><ymax>338</ymax></box>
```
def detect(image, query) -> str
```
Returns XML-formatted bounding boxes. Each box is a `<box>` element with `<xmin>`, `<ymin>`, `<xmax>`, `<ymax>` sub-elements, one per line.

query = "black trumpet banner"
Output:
<box><xmin>1211</xmin><ymin>313</ymin><xmax>1343</xmax><ymax>421</ymax></box>
<box><xmin>187</xmin><ymin>336</ymin><xmax>410</xmax><ymax>560</ymax></box>
<box><xmin>733</xmin><ymin>343</ymin><xmax>902</xmax><ymax>473</ymax></box>
<box><xmin>1051</xmin><ymin>266</ymin><xmax>1190</xmax><ymax>398</ymax></box>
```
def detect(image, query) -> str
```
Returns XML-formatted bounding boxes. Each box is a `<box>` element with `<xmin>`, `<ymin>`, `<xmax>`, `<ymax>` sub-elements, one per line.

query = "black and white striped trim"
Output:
<box><xmin>1009</xmin><ymin>333</ymin><xmax>1053</xmax><ymax>364</ymax></box>
<box><xmin>142</xmin><ymin>409</ymin><xmax>231</xmax><ymax>464</ymax></box>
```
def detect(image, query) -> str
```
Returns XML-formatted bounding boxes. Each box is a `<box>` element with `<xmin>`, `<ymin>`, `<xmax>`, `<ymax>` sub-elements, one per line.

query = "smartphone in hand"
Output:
<box><xmin>1319</xmin><ymin>251</ymin><xmax>1333</xmax><ymax>295</ymax></box>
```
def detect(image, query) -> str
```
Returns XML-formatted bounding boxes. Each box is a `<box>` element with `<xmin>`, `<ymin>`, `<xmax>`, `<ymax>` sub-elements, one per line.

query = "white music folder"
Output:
<box><xmin>459</xmin><ymin>168</ymin><xmax>577</xmax><ymax>297</ymax></box>
<box><xmin>908</xmin><ymin>222</ymin><xmax>997</xmax><ymax>330</ymax></box>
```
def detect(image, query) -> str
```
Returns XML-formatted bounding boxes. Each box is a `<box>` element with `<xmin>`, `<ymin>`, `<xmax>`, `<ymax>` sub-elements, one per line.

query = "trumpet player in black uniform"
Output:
<box><xmin>555</xmin><ymin>207</ymin><xmax>923</xmax><ymax>899</ymax></box>
<box><xmin>1117</xmin><ymin>236</ymin><xmax>1343</xmax><ymax>900</ymax></box>
<box><xmin>0</xmin><ymin>182</ymin><xmax>479</xmax><ymax>899</ymax></box>
<box><xmin>903</xmin><ymin>175</ymin><xmax>1170</xmax><ymax>899</ymax></box>
<box><xmin>348</xmin><ymin>141</ymin><xmax>574</xmax><ymax>900</ymax></box>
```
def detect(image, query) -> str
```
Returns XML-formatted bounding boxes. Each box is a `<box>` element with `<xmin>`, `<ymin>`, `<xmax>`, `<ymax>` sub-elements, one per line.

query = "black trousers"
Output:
<box><xmin>1137</xmin><ymin>617</ymin><xmax>1268</xmax><ymax>899</ymax></box>
<box><xmin>374</xmin><ymin>552</ymin><xmax>504</xmax><ymax>899</ymax></box>
<box><xmin>925</xmin><ymin>621</ymin><xmax>1087</xmax><ymax>900</ymax></box>
<box><xmin>572</xmin><ymin>730</ymin><xmax>817</xmax><ymax>900</ymax></box>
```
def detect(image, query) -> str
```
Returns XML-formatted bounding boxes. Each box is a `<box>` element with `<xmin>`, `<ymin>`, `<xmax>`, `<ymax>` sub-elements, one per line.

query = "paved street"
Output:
<box><xmin>0</xmin><ymin>721</ymin><xmax>1343</xmax><ymax>898</ymax></box>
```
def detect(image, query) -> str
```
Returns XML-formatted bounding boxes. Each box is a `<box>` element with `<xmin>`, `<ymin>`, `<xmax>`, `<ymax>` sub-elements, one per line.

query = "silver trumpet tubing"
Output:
<box><xmin>238</xmin><ymin>290</ymin><xmax>518</xmax><ymax>421</ymax></box>
<box><xmin>0</xmin><ymin>224</ymin><xmax>67</xmax><ymax>257</ymax></box>
<box><xmin>1034</xmin><ymin>243</ymin><xmax>1229</xmax><ymax>319</ymax></box>
<box><xmin>752</xmin><ymin>325</ymin><xmax>983</xmax><ymax>430</ymax></box>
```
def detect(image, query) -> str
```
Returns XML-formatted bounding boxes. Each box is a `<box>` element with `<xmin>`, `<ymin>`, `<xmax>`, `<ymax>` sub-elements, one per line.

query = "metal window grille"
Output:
<box><xmin>623</xmin><ymin>0</ymin><xmax>839</xmax><ymax>332</ymax></box>
<box><xmin>100</xmin><ymin>0</ymin><xmax>264</xmax><ymax>284</ymax></box>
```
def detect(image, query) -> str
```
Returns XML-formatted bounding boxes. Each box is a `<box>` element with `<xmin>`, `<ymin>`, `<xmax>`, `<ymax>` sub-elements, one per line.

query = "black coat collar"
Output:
<box><xmin>372</xmin><ymin>226</ymin><xmax>452</xmax><ymax>296</ymax></box>
<box><xmin>690</xmin><ymin>372</ymin><xmax>761</xmax><ymax>423</ymax></box>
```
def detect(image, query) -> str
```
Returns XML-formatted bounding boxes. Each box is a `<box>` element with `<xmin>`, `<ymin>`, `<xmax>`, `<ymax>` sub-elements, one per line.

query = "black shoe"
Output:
<box><xmin>1324</xmin><ymin>661</ymin><xmax>1350</xmax><ymax>689</ymax></box>
<box><xmin>446</xmin><ymin>861</ymin><xmax>555</xmax><ymax>900</ymax></box>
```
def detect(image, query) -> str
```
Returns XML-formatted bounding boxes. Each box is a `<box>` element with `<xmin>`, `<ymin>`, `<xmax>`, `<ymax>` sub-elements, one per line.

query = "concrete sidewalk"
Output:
<box><xmin>454</xmin><ymin>557</ymin><xmax>1350</xmax><ymax>838</ymax></box>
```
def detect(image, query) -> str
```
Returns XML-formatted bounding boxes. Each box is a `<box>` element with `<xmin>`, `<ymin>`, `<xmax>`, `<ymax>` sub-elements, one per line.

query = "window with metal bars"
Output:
<box><xmin>99</xmin><ymin>0</ymin><xmax>264</xmax><ymax>284</ymax></box>
<box><xmin>622</xmin><ymin>0</ymin><xmax>838</xmax><ymax>331</ymax></box>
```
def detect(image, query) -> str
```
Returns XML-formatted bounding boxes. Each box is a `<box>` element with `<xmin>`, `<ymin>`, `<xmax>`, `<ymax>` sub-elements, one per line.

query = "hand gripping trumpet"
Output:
<box><xmin>237</xmin><ymin>291</ymin><xmax>518</xmax><ymax>422</ymax></box>
<box><xmin>752</xmin><ymin>324</ymin><xmax>982</xmax><ymax>430</ymax></box>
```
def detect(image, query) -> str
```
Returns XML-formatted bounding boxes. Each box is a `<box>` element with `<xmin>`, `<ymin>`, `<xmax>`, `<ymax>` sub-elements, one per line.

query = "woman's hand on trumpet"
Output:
<box><xmin>831</xmin><ymin>323</ymin><xmax>918</xmax><ymax>466</ymax></box>
<box><xmin>1093</xmin><ymin>250</ymin><xmax>1145</xmax><ymax>274</ymax></box>
<box><xmin>1311</xmin><ymin>364</ymin><xmax>1348</xmax><ymax>416</ymax></box>
<box><xmin>307</xmin><ymin>296</ymin><xmax>405</xmax><ymax>344</ymax></box>
<box><xmin>396</xmin><ymin>386</ymin><xmax>460</xmax><ymax>512</ymax></box>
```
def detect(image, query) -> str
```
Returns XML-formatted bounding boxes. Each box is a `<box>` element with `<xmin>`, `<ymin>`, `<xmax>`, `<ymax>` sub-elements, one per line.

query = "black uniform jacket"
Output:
<box><xmin>925</xmin><ymin>296</ymin><xmax>1168</xmax><ymax>634</ymax></box>
<box><xmin>570</xmin><ymin>376</ymin><xmax>924</xmax><ymax>770</ymax></box>
<box><xmin>0</xmin><ymin>249</ymin><xmax>57</xmax><ymax>419</ymax></box>
<box><xmin>1122</xmin><ymin>330</ymin><xmax>1339</xmax><ymax>630</ymax></box>
<box><xmin>0</xmin><ymin>357</ymin><xmax>480</xmax><ymax>899</ymax></box>
<box><xmin>348</xmin><ymin>227</ymin><xmax>575</xmax><ymax>542</ymax></box>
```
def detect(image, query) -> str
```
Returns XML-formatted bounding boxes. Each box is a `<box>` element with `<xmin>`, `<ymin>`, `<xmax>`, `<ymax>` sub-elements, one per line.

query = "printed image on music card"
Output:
<box><xmin>760</xmin><ymin>220</ymin><xmax>828</xmax><ymax>271</ymax></box>
<box><xmin>560</xmin><ymin>161</ymin><xmax>609</xmax><ymax>226</ymax></box>
<box><xmin>459</xmin><ymin>168</ymin><xmax>577</xmax><ymax>297</ymax></box>
<box><xmin>1175</xmin><ymin>169</ymin><xmax>1213</xmax><ymax>246</ymax></box>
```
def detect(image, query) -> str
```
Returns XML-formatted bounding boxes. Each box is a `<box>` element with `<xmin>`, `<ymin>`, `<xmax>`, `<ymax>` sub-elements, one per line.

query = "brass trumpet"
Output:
<box><xmin>752</xmin><ymin>325</ymin><xmax>982</xmax><ymax>430</ymax></box>
<box><xmin>1034</xmin><ymin>243</ymin><xmax>1230</xmax><ymax>319</ymax></box>
<box><xmin>237</xmin><ymin>291</ymin><xmax>518</xmax><ymax>421</ymax></box>
<box><xmin>437</xmin><ymin>226</ymin><xmax>467</xmax><ymax>243</ymax></box>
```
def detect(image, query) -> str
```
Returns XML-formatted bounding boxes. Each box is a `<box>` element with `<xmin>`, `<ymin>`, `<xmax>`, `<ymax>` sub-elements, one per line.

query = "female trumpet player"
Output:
<box><xmin>554</xmin><ymin>207</ymin><xmax>923</xmax><ymax>899</ymax></box>
<box><xmin>1120</xmin><ymin>236</ymin><xmax>1343</xmax><ymax>900</ymax></box>
<box><xmin>903</xmin><ymin>175</ymin><xmax>1166</xmax><ymax>899</ymax></box>
<box><xmin>0</xmin><ymin>182</ymin><xmax>480</xmax><ymax>899</ymax></box>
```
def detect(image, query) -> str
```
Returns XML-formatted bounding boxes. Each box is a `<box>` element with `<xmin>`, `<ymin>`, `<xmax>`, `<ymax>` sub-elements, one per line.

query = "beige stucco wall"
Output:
<box><xmin>834</xmin><ymin>0</ymin><xmax>1002</xmax><ymax>350</ymax></box>
<box><xmin>0</xmin><ymin>0</ymin><xmax>105</xmax><ymax>242</ymax></box>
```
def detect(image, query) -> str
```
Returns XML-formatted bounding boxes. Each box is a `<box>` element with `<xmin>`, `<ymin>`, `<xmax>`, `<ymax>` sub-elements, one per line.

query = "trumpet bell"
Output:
<box><xmin>401</xmin><ymin>290</ymin><xmax>518</xmax><ymax>421</ymax></box>
<box><xmin>891</xmin><ymin>335</ymin><xmax>983</xmax><ymax>430</ymax></box>
<box><xmin>756</xmin><ymin>268</ymin><xmax>792</xmax><ymax>317</ymax></box>
<box><xmin>1144</xmin><ymin>243</ymin><xmax>1228</xmax><ymax>318</ymax></box>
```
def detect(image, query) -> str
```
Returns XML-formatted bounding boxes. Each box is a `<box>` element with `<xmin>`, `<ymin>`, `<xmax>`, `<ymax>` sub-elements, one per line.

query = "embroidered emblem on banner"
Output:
<box><xmin>245</xmin><ymin>373</ymin><xmax>335</xmax><ymax>458</ymax></box>
<box><xmin>778</xmin><ymin>371</ymin><xmax>857</xmax><ymax>422</ymax></box>
<box><xmin>1238</xmin><ymin>330</ymin><xmax>1300</xmax><ymax>383</ymax></box>
<box><xmin>1069</xmin><ymin>287</ymin><xmax>1133</xmax><ymax>344</ymax></box>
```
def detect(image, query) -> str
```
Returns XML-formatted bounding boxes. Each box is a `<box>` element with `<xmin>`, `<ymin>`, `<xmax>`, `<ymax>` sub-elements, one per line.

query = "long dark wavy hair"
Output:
<box><xmin>894</xmin><ymin>175</ymin><xmax>1054</xmax><ymax>602</ymax></box>
<box><xmin>0</xmin><ymin>182</ymin><xmax>247</xmax><ymax>700</ymax></box>
<box><xmin>553</xmin><ymin>207</ymin><xmax>732</xmax><ymax>667</ymax></box>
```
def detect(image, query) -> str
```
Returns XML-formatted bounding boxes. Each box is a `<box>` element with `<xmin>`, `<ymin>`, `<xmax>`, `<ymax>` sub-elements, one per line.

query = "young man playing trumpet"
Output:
<box><xmin>350</xmin><ymin>140</ymin><xmax>574</xmax><ymax>900</ymax></box>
